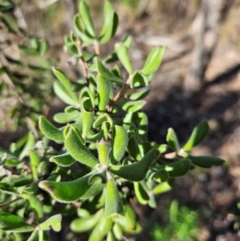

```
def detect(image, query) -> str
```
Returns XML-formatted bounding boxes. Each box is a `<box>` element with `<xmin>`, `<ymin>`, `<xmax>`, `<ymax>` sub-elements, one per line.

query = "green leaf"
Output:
<box><xmin>70</xmin><ymin>209</ymin><xmax>103</xmax><ymax>233</ymax></box>
<box><xmin>39</xmin><ymin>116</ymin><xmax>64</xmax><ymax>143</ymax></box>
<box><xmin>50</xmin><ymin>153</ymin><xmax>76</xmax><ymax>167</ymax></box>
<box><xmin>115</xmin><ymin>43</ymin><xmax>133</xmax><ymax>74</ymax></box>
<box><xmin>164</xmin><ymin>159</ymin><xmax>190</xmax><ymax>177</ymax></box>
<box><xmin>183</xmin><ymin>120</ymin><xmax>209</xmax><ymax>151</ymax></box>
<box><xmin>112</xmin><ymin>223</ymin><xmax>123</xmax><ymax>240</ymax></box>
<box><xmin>100</xmin><ymin>1</ymin><xmax>118</xmax><ymax>43</ymax></box>
<box><xmin>188</xmin><ymin>155</ymin><xmax>224</xmax><ymax>168</ymax></box>
<box><xmin>53</xmin><ymin>82</ymin><xmax>79</xmax><ymax>107</ymax></box>
<box><xmin>153</xmin><ymin>182</ymin><xmax>172</xmax><ymax>195</ymax></box>
<box><xmin>52</xmin><ymin>68</ymin><xmax>72</xmax><ymax>91</ymax></box>
<box><xmin>119</xmin><ymin>100</ymin><xmax>146</xmax><ymax>113</ymax></box>
<box><xmin>158</xmin><ymin>144</ymin><xmax>168</xmax><ymax>154</ymax></box>
<box><xmin>38</xmin><ymin>231</ymin><xmax>50</xmax><ymax>241</ymax></box>
<box><xmin>118</xmin><ymin>204</ymin><xmax>136</xmax><ymax>231</ymax></box>
<box><xmin>26</xmin><ymin>231</ymin><xmax>38</xmax><ymax>241</ymax></box>
<box><xmin>88</xmin><ymin>214</ymin><xmax>113</xmax><ymax>241</ymax></box>
<box><xmin>166</xmin><ymin>128</ymin><xmax>180</xmax><ymax>152</ymax></box>
<box><xmin>112</xmin><ymin>125</ymin><xmax>128</xmax><ymax>163</ymax></box>
<box><xmin>130</xmin><ymin>72</ymin><xmax>148</xmax><ymax>88</ymax></box>
<box><xmin>65</xmin><ymin>127</ymin><xmax>98</xmax><ymax>168</ymax></box>
<box><xmin>80</xmin><ymin>178</ymin><xmax>105</xmax><ymax>200</ymax></box>
<box><xmin>52</xmin><ymin>68</ymin><xmax>78</xmax><ymax>104</ymax></box>
<box><xmin>79</xmin><ymin>1</ymin><xmax>96</xmax><ymax>37</ymax></box>
<box><xmin>81</xmin><ymin>98</ymin><xmax>94</xmax><ymax>139</ymax></box>
<box><xmin>93</xmin><ymin>113</ymin><xmax>113</xmax><ymax>129</ymax></box>
<box><xmin>137</xmin><ymin>112</ymin><xmax>148</xmax><ymax>140</ymax></box>
<box><xmin>152</xmin><ymin>169</ymin><xmax>169</xmax><ymax>183</ymax></box>
<box><xmin>95</xmin><ymin>58</ymin><xmax>123</xmax><ymax>84</ymax></box>
<box><xmin>126</xmin><ymin>88</ymin><xmax>150</xmax><ymax>101</ymax></box>
<box><xmin>0</xmin><ymin>213</ymin><xmax>34</xmax><ymax>233</ymax></box>
<box><xmin>21</xmin><ymin>193</ymin><xmax>43</xmax><ymax>219</ymax></box>
<box><xmin>39</xmin><ymin>214</ymin><xmax>62</xmax><ymax>232</ymax></box>
<box><xmin>105</xmin><ymin>179</ymin><xmax>123</xmax><ymax>218</ymax></box>
<box><xmin>97</xmin><ymin>140</ymin><xmax>110</xmax><ymax>165</ymax></box>
<box><xmin>127</xmin><ymin>136</ymin><xmax>141</xmax><ymax>161</ymax></box>
<box><xmin>53</xmin><ymin>110</ymin><xmax>80</xmax><ymax>124</ymax></box>
<box><xmin>39</xmin><ymin>173</ymin><xmax>98</xmax><ymax>203</ymax></box>
<box><xmin>19</xmin><ymin>132</ymin><xmax>35</xmax><ymax>160</ymax></box>
<box><xmin>122</xmin><ymin>35</ymin><xmax>132</xmax><ymax>49</ymax></box>
<box><xmin>29</xmin><ymin>150</ymin><xmax>39</xmax><ymax>181</ymax></box>
<box><xmin>134</xmin><ymin>181</ymin><xmax>149</xmax><ymax>205</ymax></box>
<box><xmin>97</xmin><ymin>75</ymin><xmax>110</xmax><ymax>111</ymax></box>
<box><xmin>74</xmin><ymin>15</ymin><xmax>94</xmax><ymax>43</ymax></box>
<box><xmin>3</xmin><ymin>158</ymin><xmax>19</xmax><ymax>167</ymax></box>
<box><xmin>106</xmin><ymin>231</ymin><xmax>117</xmax><ymax>241</ymax></box>
<box><xmin>0</xmin><ymin>182</ymin><xmax>17</xmax><ymax>195</ymax></box>
<box><xmin>141</xmin><ymin>47</ymin><xmax>165</xmax><ymax>75</ymax></box>
<box><xmin>109</xmin><ymin>148</ymin><xmax>156</xmax><ymax>181</ymax></box>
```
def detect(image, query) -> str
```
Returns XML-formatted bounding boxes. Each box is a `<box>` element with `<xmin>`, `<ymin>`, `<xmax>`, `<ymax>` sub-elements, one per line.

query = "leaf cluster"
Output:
<box><xmin>0</xmin><ymin>1</ymin><xmax>224</xmax><ymax>241</ymax></box>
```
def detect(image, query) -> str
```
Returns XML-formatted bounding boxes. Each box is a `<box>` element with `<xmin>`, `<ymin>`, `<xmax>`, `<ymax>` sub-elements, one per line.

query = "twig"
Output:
<box><xmin>106</xmin><ymin>76</ymin><xmax>132</xmax><ymax>111</ymax></box>
<box><xmin>0</xmin><ymin>197</ymin><xmax>21</xmax><ymax>208</ymax></box>
<box><xmin>76</xmin><ymin>42</ymin><xmax>89</xmax><ymax>84</ymax></box>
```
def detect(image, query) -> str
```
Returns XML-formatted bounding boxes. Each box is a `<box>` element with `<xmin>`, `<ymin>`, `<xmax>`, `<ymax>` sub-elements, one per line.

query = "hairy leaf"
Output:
<box><xmin>109</xmin><ymin>148</ymin><xmax>156</xmax><ymax>181</ymax></box>
<box><xmin>39</xmin><ymin>116</ymin><xmax>64</xmax><ymax>143</ymax></box>
<box><xmin>65</xmin><ymin>127</ymin><xmax>98</xmax><ymax>167</ymax></box>
<box><xmin>105</xmin><ymin>179</ymin><xmax>123</xmax><ymax>218</ymax></box>
<box><xmin>0</xmin><ymin>213</ymin><xmax>34</xmax><ymax>233</ymax></box>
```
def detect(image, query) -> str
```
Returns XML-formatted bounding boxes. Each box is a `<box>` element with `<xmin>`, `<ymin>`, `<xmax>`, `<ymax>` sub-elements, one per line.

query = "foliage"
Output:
<box><xmin>150</xmin><ymin>200</ymin><xmax>199</xmax><ymax>241</ymax></box>
<box><xmin>0</xmin><ymin>1</ymin><xmax>224</xmax><ymax>240</ymax></box>
<box><xmin>0</xmin><ymin>0</ymin><xmax>53</xmax><ymax>131</ymax></box>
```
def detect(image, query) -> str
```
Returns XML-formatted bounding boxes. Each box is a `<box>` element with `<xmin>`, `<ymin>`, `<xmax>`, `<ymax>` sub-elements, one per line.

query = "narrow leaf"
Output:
<box><xmin>134</xmin><ymin>181</ymin><xmax>149</xmax><ymax>205</ymax></box>
<box><xmin>96</xmin><ymin>58</ymin><xmax>123</xmax><ymax>84</ymax></box>
<box><xmin>118</xmin><ymin>100</ymin><xmax>146</xmax><ymax>113</ymax></box>
<box><xmin>141</xmin><ymin>47</ymin><xmax>165</xmax><ymax>75</ymax></box>
<box><xmin>21</xmin><ymin>193</ymin><xmax>43</xmax><ymax>219</ymax></box>
<box><xmin>126</xmin><ymin>88</ymin><xmax>150</xmax><ymax>101</ymax></box>
<box><xmin>70</xmin><ymin>209</ymin><xmax>103</xmax><ymax>233</ymax></box>
<box><xmin>53</xmin><ymin>82</ymin><xmax>79</xmax><ymax>107</ymax></box>
<box><xmin>53</xmin><ymin>110</ymin><xmax>80</xmax><ymax>124</ymax></box>
<box><xmin>29</xmin><ymin>150</ymin><xmax>39</xmax><ymax>181</ymax></box>
<box><xmin>97</xmin><ymin>140</ymin><xmax>110</xmax><ymax>165</ymax></box>
<box><xmin>100</xmin><ymin>1</ymin><xmax>118</xmax><ymax>43</ymax></box>
<box><xmin>97</xmin><ymin>75</ymin><xmax>111</xmax><ymax>111</ymax></box>
<box><xmin>166</xmin><ymin>128</ymin><xmax>180</xmax><ymax>152</ymax></box>
<box><xmin>88</xmin><ymin>214</ymin><xmax>113</xmax><ymax>241</ymax></box>
<box><xmin>39</xmin><ymin>116</ymin><xmax>64</xmax><ymax>143</ymax></box>
<box><xmin>27</xmin><ymin>231</ymin><xmax>38</xmax><ymax>241</ymax></box>
<box><xmin>115</xmin><ymin>43</ymin><xmax>133</xmax><ymax>74</ymax></box>
<box><xmin>39</xmin><ymin>173</ymin><xmax>97</xmax><ymax>203</ymax></box>
<box><xmin>74</xmin><ymin>15</ymin><xmax>94</xmax><ymax>43</ymax></box>
<box><xmin>50</xmin><ymin>153</ymin><xmax>76</xmax><ymax>167</ymax></box>
<box><xmin>109</xmin><ymin>148</ymin><xmax>156</xmax><ymax>181</ymax></box>
<box><xmin>183</xmin><ymin>120</ymin><xmax>209</xmax><ymax>151</ymax></box>
<box><xmin>105</xmin><ymin>179</ymin><xmax>123</xmax><ymax>218</ymax></box>
<box><xmin>188</xmin><ymin>155</ymin><xmax>224</xmax><ymax>168</ymax></box>
<box><xmin>112</xmin><ymin>125</ymin><xmax>128</xmax><ymax>163</ymax></box>
<box><xmin>79</xmin><ymin>1</ymin><xmax>96</xmax><ymax>37</ymax></box>
<box><xmin>0</xmin><ymin>213</ymin><xmax>34</xmax><ymax>233</ymax></box>
<box><xmin>65</xmin><ymin>127</ymin><xmax>98</xmax><ymax>167</ymax></box>
<box><xmin>153</xmin><ymin>182</ymin><xmax>172</xmax><ymax>195</ymax></box>
<box><xmin>165</xmin><ymin>159</ymin><xmax>190</xmax><ymax>177</ymax></box>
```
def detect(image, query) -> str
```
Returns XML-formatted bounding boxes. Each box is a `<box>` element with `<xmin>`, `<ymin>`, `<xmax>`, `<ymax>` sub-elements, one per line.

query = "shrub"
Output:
<box><xmin>0</xmin><ymin>1</ymin><xmax>224</xmax><ymax>240</ymax></box>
